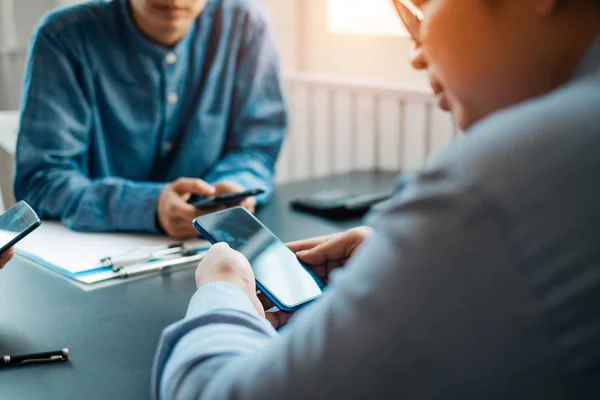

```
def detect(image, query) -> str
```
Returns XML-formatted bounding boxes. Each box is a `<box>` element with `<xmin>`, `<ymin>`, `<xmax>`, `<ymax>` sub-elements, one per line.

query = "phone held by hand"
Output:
<box><xmin>188</xmin><ymin>188</ymin><xmax>265</xmax><ymax>210</ymax></box>
<box><xmin>0</xmin><ymin>201</ymin><xmax>41</xmax><ymax>254</ymax></box>
<box><xmin>193</xmin><ymin>207</ymin><xmax>326</xmax><ymax>312</ymax></box>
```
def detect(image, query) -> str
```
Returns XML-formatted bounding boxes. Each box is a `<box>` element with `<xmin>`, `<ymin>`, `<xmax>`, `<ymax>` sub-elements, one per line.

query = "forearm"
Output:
<box><xmin>15</xmin><ymin>169</ymin><xmax>164</xmax><ymax>233</ymax></box>
<box><xmin>153</xmin><ymin>282</ymin><xmax>278</xmax><ymax>400</ymax></box>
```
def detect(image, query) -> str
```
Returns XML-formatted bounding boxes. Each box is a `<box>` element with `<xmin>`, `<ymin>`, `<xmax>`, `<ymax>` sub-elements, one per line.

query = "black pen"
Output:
<box><xmin>1</xmin><ymin>348</ymin><xmax>69</xmax><ymax>367</ymax></box>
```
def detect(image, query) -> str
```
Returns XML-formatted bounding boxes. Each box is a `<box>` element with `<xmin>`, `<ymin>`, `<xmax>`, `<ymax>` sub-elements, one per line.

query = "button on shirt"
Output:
<box><xmin>165</xmin><ymin>52</ymin><xmax>176</xmax><ymax>64</ymax></box>
<box><xmin>14</xmin><ymin>0</ymin><xmax>287</xmax><ymax>233</ymax></box>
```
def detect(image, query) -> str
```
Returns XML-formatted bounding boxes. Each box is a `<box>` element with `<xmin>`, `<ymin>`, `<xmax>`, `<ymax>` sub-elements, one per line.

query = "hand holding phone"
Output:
<box><xmin>0</xmin><ymin>201</ymin><xmax>41</xmax><ymax>255</ymax></box>
<box><xmin>157</xmin><ymin>178</ymin><xmax>217</xmax><ymax>239</ymax></box>
<box><xmin>189</xmin><ymin>188</ymin><xmax>265</xmax><ymax>210</ymax></box>
<box><xmin>193</xmin><ymin>207</ymin><xmax>326</xmax><ymax>312</ymax></box>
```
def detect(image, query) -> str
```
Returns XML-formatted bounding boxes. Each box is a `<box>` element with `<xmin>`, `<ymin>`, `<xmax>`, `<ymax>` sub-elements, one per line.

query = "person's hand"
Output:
<box><xmin>194</xmin><ymin>227</ymin><xmax>374</xmax><ymax>330</ymax></box>
<box><xmin>157</xmin><ymin>178</ymin><xmax>216</xmax><ymax>239</ymax></box>
<box><xmin>195</xmin><ymin>243</ymin><xmax>294</xmax><ymax>328</ymax></box>
<box><xmin>260</xmin><ymin>226</ymin><xmax>374</xmax><ymax>329</ymax></box>
<box><xmin>195</xmin><ymin>242</ymin><xmax>264</xmax><ymax>318</ymax></box>
<box><xmin>214</xmin><ymin>181</ymin><xmax>256</xmax><ymax>214</ymax></box>
<box><xmin>0</xmin><ymin>247</ymin><xmax>15</xmax><ymax>270</ymax></box>
<box><xmin>287</xmin><ymin>226</ymin><xmax>373</xmax><ymax>283</ymax></box>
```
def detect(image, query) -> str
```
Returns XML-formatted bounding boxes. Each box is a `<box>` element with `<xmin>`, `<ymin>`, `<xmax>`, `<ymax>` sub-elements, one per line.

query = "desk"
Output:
<box><xmin>0</xmin><ymin>171</ymin><xmax>397</xmax><ymax>400</ymax></box>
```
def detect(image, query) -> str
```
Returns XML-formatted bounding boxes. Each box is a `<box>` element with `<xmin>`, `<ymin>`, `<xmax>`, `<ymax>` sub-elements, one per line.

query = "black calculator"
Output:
<box><xmin>290</xmin><ymin>189</ymin><xmax>393</xmax><ymax>219</ymax></box>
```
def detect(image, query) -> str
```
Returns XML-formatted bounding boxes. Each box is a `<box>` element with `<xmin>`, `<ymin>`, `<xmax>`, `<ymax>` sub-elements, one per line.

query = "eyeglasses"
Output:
<box><xmin>391</xmin><ymin>0</ymin><xmax>424</xmax><ymax>43</ymax></box>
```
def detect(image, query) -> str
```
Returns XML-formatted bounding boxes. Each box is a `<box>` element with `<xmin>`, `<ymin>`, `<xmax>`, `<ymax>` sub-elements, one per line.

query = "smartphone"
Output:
<box><xmin>188</xmin><ymin>188</ymin><xmax>265</xmax><ymax>210</ymax></box>
<box><xmin>0</xmin><ymin>201</ymin><xmax>41</xmax><ymax>254</ymax></box>
<box><xmin>193</xmin><ymin>207</ymin><xmax>326</xmax><ymax>312</ymax></box>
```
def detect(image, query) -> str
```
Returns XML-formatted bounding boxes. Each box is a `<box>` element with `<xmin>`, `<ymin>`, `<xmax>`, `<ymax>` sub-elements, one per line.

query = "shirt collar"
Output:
<box><xmin>572</xmin><ymin>32</ymin><xmax>600</xmax><ymax>81</ymax></box>
<box><xmin>118</xmin><ymin>0</ymin><xmax>214</xmax><ymax>61</ymax></box>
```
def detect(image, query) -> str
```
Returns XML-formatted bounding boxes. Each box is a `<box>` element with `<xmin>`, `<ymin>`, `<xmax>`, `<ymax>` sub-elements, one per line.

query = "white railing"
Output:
<box><xmin>277</xmin><ymin>71</ymin><xmax>460</xmax><ymax>183</ymax></box>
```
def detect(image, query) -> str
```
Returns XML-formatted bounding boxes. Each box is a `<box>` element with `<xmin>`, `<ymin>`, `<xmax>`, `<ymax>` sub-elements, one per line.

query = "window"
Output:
<box><xmin>327</xmin><ymin>0</ymin><xmax>408</xmax><ymax>37</ymax></box>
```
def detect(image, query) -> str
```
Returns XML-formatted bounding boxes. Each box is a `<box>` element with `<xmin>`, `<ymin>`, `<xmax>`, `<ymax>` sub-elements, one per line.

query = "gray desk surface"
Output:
<box><xmin>0</xmin><ymin>171</ymin><xmax>397</xmax><ymax>400</ymax></box>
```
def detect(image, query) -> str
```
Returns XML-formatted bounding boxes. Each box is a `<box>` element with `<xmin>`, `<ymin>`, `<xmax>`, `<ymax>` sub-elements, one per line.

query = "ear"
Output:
<box><xmin>532</xmin><ymin>0</ymin><xmax>562</xmax><ymax>15</ymax></box>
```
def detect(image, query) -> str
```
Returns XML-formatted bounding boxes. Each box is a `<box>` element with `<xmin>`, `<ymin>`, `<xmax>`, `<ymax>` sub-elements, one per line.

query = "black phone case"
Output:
<box><xmin>290</xmin><ymin>191</ymin><xmax>393</xmax><ymax>220</ymax></box>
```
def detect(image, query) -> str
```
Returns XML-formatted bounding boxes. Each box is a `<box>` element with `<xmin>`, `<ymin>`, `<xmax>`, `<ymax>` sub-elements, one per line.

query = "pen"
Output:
<box><xmin>100</xmin><ymin>243</ymin><xmax>184</xmax><ymax>271</ymax></box>
<box><xmin>1</xmin><ymin>348</ymin><xmax>69</xmax><ymax>367</ymax></box>
<box><xmin>117</xmin><ymin>252</ymin><xmax>205</xmax><ymax>279</ymax></box>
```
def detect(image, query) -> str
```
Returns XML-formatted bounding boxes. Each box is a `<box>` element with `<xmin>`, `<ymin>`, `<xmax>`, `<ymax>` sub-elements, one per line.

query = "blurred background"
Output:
<box><xmin>0</xmin><ymin>0</ymin><xmax>458</xmax><ymax>209</ymax></box>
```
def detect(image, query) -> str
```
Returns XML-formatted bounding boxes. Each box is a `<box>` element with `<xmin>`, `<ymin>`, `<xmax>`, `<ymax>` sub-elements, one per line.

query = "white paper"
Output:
<box><xmin>15</xmin><ymin>221</ymin><xmax>210</xmax><ymax>276</ymax></box>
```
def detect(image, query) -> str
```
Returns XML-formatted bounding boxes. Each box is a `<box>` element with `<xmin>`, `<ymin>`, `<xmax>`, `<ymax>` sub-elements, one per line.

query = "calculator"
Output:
<box><xmin>290</xmin><ymin>189</ymin><xmax>393</xmax><ymax>219</ymax></box>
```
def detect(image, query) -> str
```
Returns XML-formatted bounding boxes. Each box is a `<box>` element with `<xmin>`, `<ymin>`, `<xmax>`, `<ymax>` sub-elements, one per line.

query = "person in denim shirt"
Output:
<box><xmin>14</xmin><ymin>0</ymin><xmax>287</xmax><ymax>239</ymax></box>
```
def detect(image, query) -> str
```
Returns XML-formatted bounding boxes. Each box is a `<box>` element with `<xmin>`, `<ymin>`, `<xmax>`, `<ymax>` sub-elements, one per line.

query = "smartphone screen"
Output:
<box><xmin>194</xmin><ymin>207</ymin><xmax>325</xmax><ymax>310</ymax></box>
<box><xmin>0</xmin><ymin>201</ymin><xmax>41</xmax><ymax>254</ymax></box>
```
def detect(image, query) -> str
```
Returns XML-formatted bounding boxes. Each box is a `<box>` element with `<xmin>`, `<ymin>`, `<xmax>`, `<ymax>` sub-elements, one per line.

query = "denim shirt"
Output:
<box><xmin>14</xmin><ymin>0</ymin><xmax>287</xmax><ymax>233</ymax></box>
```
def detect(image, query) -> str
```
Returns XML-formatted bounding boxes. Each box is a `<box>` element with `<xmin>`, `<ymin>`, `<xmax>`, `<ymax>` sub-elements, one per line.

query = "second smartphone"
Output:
<box><xmin>189</xmin><ymin>188</ymin><xmax>265</xmax><ymax>210</ymax></box>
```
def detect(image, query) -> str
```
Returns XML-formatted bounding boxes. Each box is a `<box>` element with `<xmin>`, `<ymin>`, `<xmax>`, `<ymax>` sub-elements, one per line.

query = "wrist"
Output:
<box><xmin>197</xmin><ymin>273</ymin><xmax>255</xmax><ymax>298</ymax></box>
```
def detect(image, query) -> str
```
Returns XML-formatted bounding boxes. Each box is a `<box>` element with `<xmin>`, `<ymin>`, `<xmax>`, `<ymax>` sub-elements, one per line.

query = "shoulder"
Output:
<box><xmin>213</xmin><ymin>0</ymin><xmax>270</xmax><ymax>27</ymax></box>
<box><xmin>34</xmin><ymin>1</ymin><xmax>116</xmax><ymax>44</ymax></box>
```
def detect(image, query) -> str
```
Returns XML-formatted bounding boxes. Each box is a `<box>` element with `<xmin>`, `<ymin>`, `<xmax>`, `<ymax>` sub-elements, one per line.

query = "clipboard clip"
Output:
<box><xmin>116</xmin><ymin>252</ymin><xmax>206</xmax><ymax>279</ymax></box>
<box><xmin>100</xmin><ymin>243</ymin><xmax>191</xmax><ymax>272</ymax></box>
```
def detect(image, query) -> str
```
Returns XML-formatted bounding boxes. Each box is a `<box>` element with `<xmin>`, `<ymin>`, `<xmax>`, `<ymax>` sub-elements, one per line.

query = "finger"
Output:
<box><xmin>208</xmin><ymin>242</ymin><xmax>231</xmax><ymax>253</ymax></box>
<box><xmin>214</xmin><ymin>181</ymin><xmax>244</xmax><ymax>194</ymax></box>
<box><xmin>196</xmin><ymin>242</ymin><xmax>230</xmax><ymax>265</ymax></box>
<box><xmin>265</xmin><ymin>310</ymin><xmax>294</xmax><ymax>330</ymax></box>
<box><xmin>169</xmin><ymin>197</ymin><xmax>200</xmax><ymax>221</ymax></box>
<box><xmin>172</xmin><ymin>178</ymin><xmax>216</xmax><ymax>196</ymax></box>
<box><xmin>0</xmin><ymin>248</ymin><xmax>14</xmax><ymax>269</ymax></box>
<box><xmin>239</xmin><ymin>197</ymin><xmax>256</xmax><ymax>213</ymax></box>
<box><xmin>295</xmin><ymin>235</ymin><xmax>348</xmax><ymax>265</ymax></box>
<box><xmin>257</xmin><ymin>291</ymin><xmax>275</xmax><ymax>310</ymax></box>
<box><xmin>286</xmin><ymin>235</ymin><xmax>331</xmax><ymax>253</ymax></box>
<box><xmin>249</xmin><ymin>294</ymin><xmax>266</xmax><ymax>319</ymax></box>
<box><xmin>165</xmin><ymin>216</ymin><xmax>199</xmax><ymax>240</ymax></box>
<box><xmin>5</xmin><ymin>247</ymin><xmax>14</xmax><ymax>258</ymax></box>
<box><xmin>240</xmin><ymin>196</ymin><xmax>256</xmax><ymax>207</ymax></box>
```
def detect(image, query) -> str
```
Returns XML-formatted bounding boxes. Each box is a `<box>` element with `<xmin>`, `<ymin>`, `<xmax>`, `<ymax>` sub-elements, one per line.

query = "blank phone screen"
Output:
<box><xmin>0</xmin><ymin>201</ymin><xmax>40</xmax><ymax>253</ymax></box>
<box><xmin>197</xmin><ymin>208</ymin><xmax>325</xmax><ymax>308</ymax></box>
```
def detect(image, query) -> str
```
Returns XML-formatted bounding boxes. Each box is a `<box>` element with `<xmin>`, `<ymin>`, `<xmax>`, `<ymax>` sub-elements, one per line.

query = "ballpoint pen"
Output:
<box><xmin>117</xmin><ymin>252</ymin><xmax>206</xmax><ymax>279</ymax></box>
<box><xmin>100</xmin><ymin>243</ymin><xmax>185</xmax><ymax>272</ymax></box>
<box><xmin>1</xmin><ymin>348</ymin><xmax>69</xmax><ymax>367</ymax></box>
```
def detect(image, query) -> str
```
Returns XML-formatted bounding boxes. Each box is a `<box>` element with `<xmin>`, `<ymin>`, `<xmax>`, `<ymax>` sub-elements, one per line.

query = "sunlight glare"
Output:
<box><xmin>327</xmin><ymin>0</ymin><xmax>408</xmax><ymax>37</ymax></box>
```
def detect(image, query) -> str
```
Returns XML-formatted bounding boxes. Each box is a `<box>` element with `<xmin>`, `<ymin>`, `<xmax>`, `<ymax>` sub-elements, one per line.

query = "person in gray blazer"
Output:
<box><xmin>153</xmin><ymin>0</ymin><xmax>600</xmax><ymax>398</ymax></box>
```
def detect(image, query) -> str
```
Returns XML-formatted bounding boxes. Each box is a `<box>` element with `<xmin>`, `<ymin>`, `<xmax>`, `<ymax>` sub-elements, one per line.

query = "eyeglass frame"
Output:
<box><xmin>391</xmin><ymin>0</ymin><xmax>425</xmax><ymax>43</ymax></box>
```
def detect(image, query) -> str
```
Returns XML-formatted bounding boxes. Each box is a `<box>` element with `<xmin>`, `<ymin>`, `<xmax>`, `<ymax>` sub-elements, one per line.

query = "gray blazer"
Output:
<box><xmin>153</xmin><ymin>35</ymin><xmax>600</xmax><ymax>399</ymax></box>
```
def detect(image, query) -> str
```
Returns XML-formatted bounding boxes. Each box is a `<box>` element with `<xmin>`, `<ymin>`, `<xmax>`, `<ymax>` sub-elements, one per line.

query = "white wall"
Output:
<box><xmin>259</xmin><ymin>0</ymin><xmax>300</xmax><ymax>71</ymax></box>
<box><xmin>260</xmin><ymin>0</ymin><xmax>429</xmax><ymax>90</ymax></box>
<box><xmin>0</xmin><ymin>0</ymin><xmax>82</xmax><ymax>110</ymax></box>
<box><xmin>260</xmin><ymin>0</ymin><xmax>455</xmax><ymax>185</ymax></box>
<box><xmin>13</xmin><ymin>0</ymin><xmax>80</xmax><ymax>48</ymax></box>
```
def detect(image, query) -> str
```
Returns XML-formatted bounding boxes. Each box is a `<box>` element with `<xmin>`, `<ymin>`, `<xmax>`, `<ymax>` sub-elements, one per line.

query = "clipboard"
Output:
<box><xmin>15</xmin><ymin>222</ymin><xmax>210</xmax><ymax>285</ymax></box>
